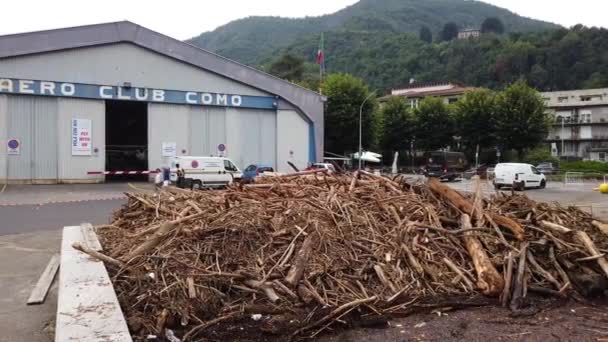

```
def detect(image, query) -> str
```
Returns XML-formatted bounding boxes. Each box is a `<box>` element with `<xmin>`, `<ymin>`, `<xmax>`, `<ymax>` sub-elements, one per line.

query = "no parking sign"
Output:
<box><xmin>6</xmin><ymin>138</ymin><xmax>20</xmax><ymax>155</ymax></box>
<box><xmin>217</xmin><ymin>143</ymin><xmax>226</xmax><ymax>156</ymax></box>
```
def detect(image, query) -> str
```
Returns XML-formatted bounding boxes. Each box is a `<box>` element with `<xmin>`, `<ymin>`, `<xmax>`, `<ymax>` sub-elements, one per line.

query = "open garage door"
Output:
<box><xmin>105</xmin><ymin>100</ymin><xmax>148</xmax><ymax>181</ymax></box>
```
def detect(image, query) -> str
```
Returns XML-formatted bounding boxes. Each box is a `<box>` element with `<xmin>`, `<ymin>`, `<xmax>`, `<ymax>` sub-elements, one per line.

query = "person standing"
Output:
<box><xmin>176</xmin><ymin>164</ymin><xmax>185</xmax><ymax>188</ymax></box>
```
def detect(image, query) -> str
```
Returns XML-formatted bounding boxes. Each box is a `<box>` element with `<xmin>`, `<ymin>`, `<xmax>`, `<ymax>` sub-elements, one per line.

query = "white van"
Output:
<box><xmin>170</xmin><ymin>156</ymin><xmax>242</xmax><ymax>189</ymax></box>
<box><xmin>493</xmin><ymin>163</ymin><xmax>546</xmax><ymax>190</ymax></box>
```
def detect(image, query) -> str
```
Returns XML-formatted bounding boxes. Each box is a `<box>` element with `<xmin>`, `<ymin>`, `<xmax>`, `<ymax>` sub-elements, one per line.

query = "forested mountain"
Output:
<box><xmin>188</xmin><ymin>0</ymin><xmax>559</xmax><ymax>65</ymax></box>
<box><xmin>279</xmin><ymin>25</ymin><xmax>608</xmax><ymax>92</ymax></box>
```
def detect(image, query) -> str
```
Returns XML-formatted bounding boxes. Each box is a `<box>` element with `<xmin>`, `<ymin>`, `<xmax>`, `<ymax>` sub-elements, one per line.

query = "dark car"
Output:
<box><xmin>243</xmin><ymin>164</ymin><xmax>275</xmax><ymax>182</ymax></box>
<box><xmin>423</xmin><ymin>151</ymin><xmax>467</xmax><ymax>181</ymax></box>
<box><xmin>536</xmin><ymin>162</ymin><xmax>556</xmax><ymax>175</ymax></box>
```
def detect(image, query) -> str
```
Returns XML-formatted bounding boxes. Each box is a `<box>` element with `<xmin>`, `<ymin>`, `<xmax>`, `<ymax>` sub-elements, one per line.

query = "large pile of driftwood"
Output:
<box><xmin>88</xmin><ymin>171</ymin><xmax>608</xmax><ymax>341</ymax></box>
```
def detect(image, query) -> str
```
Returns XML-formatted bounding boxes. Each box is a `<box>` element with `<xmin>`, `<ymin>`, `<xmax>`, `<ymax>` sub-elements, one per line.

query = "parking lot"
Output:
<box><xmin>445</xmin><ymin>178</ymin><xmax>608</xmax><ymax>219</ymax></box>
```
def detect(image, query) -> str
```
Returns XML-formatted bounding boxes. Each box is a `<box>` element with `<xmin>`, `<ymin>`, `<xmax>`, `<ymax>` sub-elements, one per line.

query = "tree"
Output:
<box><xmin>523</xmin><ymin>147</ymin><xmax>559</xmax><ymax>165</ymax></box>
<box><xmin>379</xmin><ymin>97</ymin><xmax>415</xmax><ymax>159</ymax></box>
<box><xmin>414</xmin><ymin>97</ymin><xmax>455</xmax><ymax>151</ymax></box>
<box><xmin>481</xmin><ymin>17</ymin><xmax>505</xmax><ymax>34</ymax></box>
<box><xmin>268</xmin><ymin>54</ymin><xmax>305</xmax><ymax>81</ymax></box>
<box><xmin>322</xmin><ymin>74</ymin><xmax>377</xmax><ymax>154</ymax></box>
<box><xmin>494</xmin><ymin>81</ymin><xmax>551</xmax><ymax>158</ymax></box>
<box><xmin>419</xmin><ymin>26</ymin><xmax>433</xmax><ymax>43</ymax></box>
<box><xmin>441</xmin><ymin>22</ymin><xmax>459</xmax><ymax>41</ymax></box>
<box><xmin>453</xmin><ymin>89</ymin><xmax>497</xmax><ymax>151</ymax></box>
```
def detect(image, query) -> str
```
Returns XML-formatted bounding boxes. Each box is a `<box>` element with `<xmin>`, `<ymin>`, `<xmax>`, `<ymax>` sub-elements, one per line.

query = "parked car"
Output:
<box><xmin>170</xmin><ymin>156</ymin><xmax>242</xmax><ymax>189</ymax></box>
<box><xmin>242</xmin><ymin>164</ymin><xmax>275</xmax><ymax>182</ymax></box>
<box><xmin>464</xmin><ymin>164</ymin><xmax>496</xmax><ymax>179</ymax></box>
<box><xmin>493</xmin><ymin>163</ymin><xmax>546</xmax><ymax>190</ymax></box>
<box><xmin>423</xmin><ymin>151</ymin><xmax>467</xmax><ymax>181</ymax></box>
<box><xmin>536</xmin><ymin>162</ymin><xmax>557</xmax><ymax>175</ymax></box>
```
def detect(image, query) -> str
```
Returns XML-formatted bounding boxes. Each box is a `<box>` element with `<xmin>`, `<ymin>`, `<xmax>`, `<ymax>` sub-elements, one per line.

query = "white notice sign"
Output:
<box><xmin>71</xmin><ymin>118</ymin><xmax>92</xmax><ymax>156</ymax></box>
<box><xmin>162</xmin><ymin>142</ymin><xmax>177</xmax><ymax>157</ymax></box>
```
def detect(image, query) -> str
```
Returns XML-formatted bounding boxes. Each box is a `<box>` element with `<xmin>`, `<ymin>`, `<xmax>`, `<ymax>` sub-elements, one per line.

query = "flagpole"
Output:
<box><xmin>318</xmin><ymin>32</ymin><xmax>324</xmax><ymax>94</ymax></box>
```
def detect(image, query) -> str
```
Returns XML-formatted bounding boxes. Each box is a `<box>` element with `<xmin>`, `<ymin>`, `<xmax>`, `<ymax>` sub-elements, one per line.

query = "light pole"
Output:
<box><xmin>561</xmin><ymin>116</ymin><xmax>565</xmax><ymax>158</ymax></box>
<box><xmin>358</xmin><ymin>90</ymin><xmax>377</xmax><ymax>170</ymax></box>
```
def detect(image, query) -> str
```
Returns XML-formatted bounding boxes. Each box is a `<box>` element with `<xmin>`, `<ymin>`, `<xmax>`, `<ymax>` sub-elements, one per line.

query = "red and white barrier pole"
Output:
<box><xmin>87</xmin><ymin>170</ymin><xmax>158</xmax><ymax>175</ymax></box>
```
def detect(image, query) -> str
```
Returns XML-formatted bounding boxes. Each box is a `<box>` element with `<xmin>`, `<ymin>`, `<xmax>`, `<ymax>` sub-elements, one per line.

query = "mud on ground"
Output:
<box><xmin>192</xmin><ymin>298</ymin><xmax>608</xmax><ymax>342</ymax></box>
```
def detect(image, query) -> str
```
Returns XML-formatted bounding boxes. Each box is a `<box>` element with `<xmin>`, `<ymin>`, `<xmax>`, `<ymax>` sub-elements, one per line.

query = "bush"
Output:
<box><xmin>560</xmin><ymin>160</ymin><xmax>608</xmax><ymax>173</ymax></box>
<box><xmin>522</xmin><ymin>147</ymin><xmax>559</xmax><ymax>166</ymax></box>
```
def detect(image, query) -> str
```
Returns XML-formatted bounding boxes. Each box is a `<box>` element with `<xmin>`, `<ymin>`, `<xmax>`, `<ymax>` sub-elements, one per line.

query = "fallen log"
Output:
<box><xmin>460</xmin><ymin>214</ymin><xmax>504</xmax><ymax>296</ymax></box>
<box><xmin>72</xmin><ymin>242</ymin><xmax>126</xmax><ymax>269</ymax></box>
<box><xmin>540</xmin><ymin>221</ymin><xmax>572</xmax><ymax>234</ymax></box>
<box><xmin>122</xmin><ymin>221</ymin><xmax>176</xmax><ymax>262</ymax></box>
<box><xmin>575</xmin><ymin>231</ymin><xmax>608</xmax><ymax>279</ymax></box>
<box><xmin>428</xmin><ymin>178</ymin><xmax>525</xmax><ymax>240</ymax></box>
<box><xmin>592</xmin><ymin>220</ymin><xmax>608</xmax><ymax>236</ymax></box>
<box><xmin>285</xmin><ymin>234</ymin><xmax>317</xmax><ymax>286</ymax></box>
<box><xmin>510</xmin><ymin>243</ymin><xmax>529</xmax><ymax>311</ymax></box>
<box><xmin>500</xmin><ymin>252</ymin><xmax>514</xmax><ymax>307</ymax></box>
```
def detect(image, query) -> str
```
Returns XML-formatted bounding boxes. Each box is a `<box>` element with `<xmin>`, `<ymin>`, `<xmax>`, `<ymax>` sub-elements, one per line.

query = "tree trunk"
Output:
<box><xmin>461</xmin><ymin>214</ymin><xmax>505</xmax><ymax>296</ymax></box>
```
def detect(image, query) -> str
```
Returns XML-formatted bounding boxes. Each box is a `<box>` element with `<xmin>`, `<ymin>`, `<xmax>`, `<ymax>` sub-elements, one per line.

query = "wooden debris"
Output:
<box><xmin>93</xmin><ymin>172</ymin><xmax>608</xmax><ymax>340</ymax></box>
<box><xmin>592</xmin><ymin>220</ymin><xmax>608</xmax><ymax>236</ymax></box>
<box><xmin>575</xmin><ymin>231</ymin><xmax>608</xmax><ymax>279</ymax></box>
<box><xmin>27</xmin><ymin>254</ymin><xmax>60</xmax><ymax>305</ymax></box>
<box><xmin>285</xmin><ymin>233</ymin><xmax>317</xmax><ymax>286</ymax></box>
<box><xmin>461</xmin><ymin>214</ymin><xmax>504</xmax><ymax>296</ymax></box>
<box><xmin>541</xmin><ymin>221</ymin><xmax>572</xmax><ymax>234</ymax></box>
<box><xmin>72</xmin><ymin>242</ymin><xmax>126</xmax><ymax>269</ymax></box>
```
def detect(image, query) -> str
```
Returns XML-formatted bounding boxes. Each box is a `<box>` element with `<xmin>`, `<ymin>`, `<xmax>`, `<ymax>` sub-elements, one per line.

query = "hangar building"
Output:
<box><xmin>0</xmin><ymin>21</ymin><xmax>324</xmax><ymax>183</ymax></box>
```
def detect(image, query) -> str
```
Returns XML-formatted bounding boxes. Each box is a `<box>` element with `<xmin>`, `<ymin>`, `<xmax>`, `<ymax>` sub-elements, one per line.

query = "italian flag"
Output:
<box><xmin>317</xmin><ymin>33</ymin><xmax>325</xmax><ymax>73</ymax></box>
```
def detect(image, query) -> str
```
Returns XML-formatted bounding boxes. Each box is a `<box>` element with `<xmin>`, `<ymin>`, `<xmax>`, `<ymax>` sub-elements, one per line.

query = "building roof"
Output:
<box><xmin>383</xmin><ymin>81</ymin><xmax>475</xmax><ymax>101</ymax></box>
<box><xmin>541</xmin><ymin>88</ymin><xmax>608</xmax><ymax>108</ymax></box>
<box><xmin>0</xmin><ymin>21</ymin><xmax>324</xmax><ymax>124</ymax></box>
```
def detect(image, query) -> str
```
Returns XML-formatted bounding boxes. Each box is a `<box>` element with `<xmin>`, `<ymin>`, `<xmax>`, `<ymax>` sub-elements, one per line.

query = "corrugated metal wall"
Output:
<box><xmin>0</xmin><ymin>95</ymin><xmax>6</xmax><ymax>182</ymax></box>
<box><xmin>7</xmin><ymin>96</ymin><xmax>33</xmax><ymax>180</ymax></box>
<box><xmin>57</xmin><ymin>98</ymin><xmax>105</xmax><ymax>182</ymax></box>
<box><xmin>148</xmin><ymin>103</ymin><xmax>190</xmax><ymax>171</ymax></box>
<box><xmin>189</xmin><ymin>107</ymin><xmax>227</xmax><ymax>156</ymax></box>
<box><xmin>32</xmin><ymin>98</ymin><xmax>58</xmax><ymax>182</ymax></box>
<box><xmin>0</xmin><ymin>43</ymin><xmax>269</xmax><ymax>96</ymax></box>
<box><xmin>277</xmin><ymin>109</ymin><xmax>310</xmax><ymax>173</ymax></box>
<box><xmin>233</xmin><ymin>109</ymin><xmax>277</xmax><ymax>170</ymax></box>
<box><xmin>7</xmin><ymin>96</ymin><xmax>58</xmax><ymax>182</ymax></box>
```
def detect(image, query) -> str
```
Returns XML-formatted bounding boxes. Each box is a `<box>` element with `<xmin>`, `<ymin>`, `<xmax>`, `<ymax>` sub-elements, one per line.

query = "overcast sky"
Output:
<box><xmin>1</xmin><ymin>0</ymin><xmax>605</xmax><ymax>39</ymax></box>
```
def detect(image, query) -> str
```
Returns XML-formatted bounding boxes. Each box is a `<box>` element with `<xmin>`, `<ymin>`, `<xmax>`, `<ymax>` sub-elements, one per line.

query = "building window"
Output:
<box><xmin>580</xmin><ymin>110</ymin><xmax>592</xmax><ymax>123</ymax></box>
<box><xmin>599</xmin><ymin>152</ymin><xmax>606</xmax><ymax>161</ymax></box>
<box><xmin>448</xmin><ymin>98</ymin><xmax>458</xmax><ymax>104</ymax></box>
<box><xmin>558</xmin><ymin>96</ymin><xmax>568</xmax><ymax>103</ymax></box>
<box><xmin>580</xmin><ymin>94</ymin><xmax>602</xmax><ymax>102</ymax></box>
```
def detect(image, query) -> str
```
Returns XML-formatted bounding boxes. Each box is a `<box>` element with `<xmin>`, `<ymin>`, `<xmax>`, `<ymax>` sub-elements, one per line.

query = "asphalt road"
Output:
<box><xmin>0</xmin><ymin>199</ymin><xmax>125</xmax><ymax>235</ymax></box>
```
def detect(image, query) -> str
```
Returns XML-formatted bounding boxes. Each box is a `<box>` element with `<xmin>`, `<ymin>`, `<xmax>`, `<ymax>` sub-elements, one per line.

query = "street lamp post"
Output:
<box><xmin>358</xmin><ymin>90</ymin><xmax>377</xmax><ymax>170</ymax></box>
<box><xmin>561</xmin><ymin>116</ymin><xmax>565</xmax><ymax>158</ymax></box>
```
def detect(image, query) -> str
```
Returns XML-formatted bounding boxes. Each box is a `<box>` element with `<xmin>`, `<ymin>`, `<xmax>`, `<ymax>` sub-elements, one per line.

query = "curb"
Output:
<box><xmin>0</xmin><ymin>196</ymin><xmax>127</xmax><ymax>207</ymax></box>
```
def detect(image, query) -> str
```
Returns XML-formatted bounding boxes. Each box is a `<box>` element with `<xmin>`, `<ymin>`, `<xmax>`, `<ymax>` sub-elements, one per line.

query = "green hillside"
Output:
<box><xmin>188</xmin><ymin>0</ymin><xmax>559</xmax><ymax>65</ymax></box>
<box><xmin>279</xmin><ymin>25</ymin><xmax>608</xmax><ymax>92</ymax></box>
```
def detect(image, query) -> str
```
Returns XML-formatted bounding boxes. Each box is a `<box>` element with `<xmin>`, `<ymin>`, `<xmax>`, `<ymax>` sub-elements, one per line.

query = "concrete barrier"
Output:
<box><xmin>55</xmin><ymin>225</ymin><xmax>131</xmax><ymax>342</ymax></box>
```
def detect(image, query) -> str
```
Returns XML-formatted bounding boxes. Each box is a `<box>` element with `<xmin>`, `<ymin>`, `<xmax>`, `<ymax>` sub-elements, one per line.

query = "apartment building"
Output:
<box><xmin>542</xmin><ymin>88</ymin><xmax>608</xmax><ymax>161</ymax></box>
<box><xmin>458</xmin><ymin>29</ymin><xmax>481</xmax><ymax>40</ymax></box>
<box><xmin>380</xmin><ymin>81</ymin><xmax>476</xmax><ymax>109</ymax></box>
